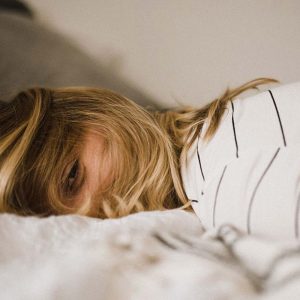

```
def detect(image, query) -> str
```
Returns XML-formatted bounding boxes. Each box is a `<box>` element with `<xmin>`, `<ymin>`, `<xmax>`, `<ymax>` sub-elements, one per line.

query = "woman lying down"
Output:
<box><xmin>1</xmin><ymin>78</ymin><xmax>300</xmax><ymax>239</ymax></box>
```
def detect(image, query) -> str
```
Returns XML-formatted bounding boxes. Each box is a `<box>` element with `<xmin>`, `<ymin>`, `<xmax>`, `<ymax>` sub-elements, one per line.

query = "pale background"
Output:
<box><xmin>26</xmin><ymin>0</ymin><xmax>300</xmax><ymax>108</ymax></box>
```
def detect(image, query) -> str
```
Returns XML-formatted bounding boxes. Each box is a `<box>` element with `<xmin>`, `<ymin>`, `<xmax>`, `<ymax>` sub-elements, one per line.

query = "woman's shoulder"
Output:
<box><xmin>201</xmin><ymin>81</ymin><xmax>300</xmax><ymax>151</ymax></box>
<box><xmin>184</xmin><ymin>81</ymin><xmax>300</xmax><ymax>191</ymax></box>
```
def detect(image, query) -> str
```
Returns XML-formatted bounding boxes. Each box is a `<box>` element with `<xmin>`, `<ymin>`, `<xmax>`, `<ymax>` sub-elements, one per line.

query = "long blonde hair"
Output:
<box><xmin>0</xmin><ymin>78</ymin><xmax>278</xmax><ymax>218</ymax></box>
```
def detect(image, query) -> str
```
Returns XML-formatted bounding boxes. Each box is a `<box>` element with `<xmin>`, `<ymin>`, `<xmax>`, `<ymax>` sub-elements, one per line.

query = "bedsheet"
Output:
<box><xmin>0</xmin><ymin>210</ymin><xmax>299</xmax><ymax>299</ymax></box>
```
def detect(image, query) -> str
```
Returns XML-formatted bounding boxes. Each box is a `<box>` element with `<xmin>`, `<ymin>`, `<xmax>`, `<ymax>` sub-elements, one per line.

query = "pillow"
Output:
<box><xmin>181</xmin><ymin>81</ymin><xmax>300</xmax><ymax>239</ymax></box>
<box><xmin>0</xmin><ymin>11</ymin><xmax>156</xmax><ymax>108</ymax></box>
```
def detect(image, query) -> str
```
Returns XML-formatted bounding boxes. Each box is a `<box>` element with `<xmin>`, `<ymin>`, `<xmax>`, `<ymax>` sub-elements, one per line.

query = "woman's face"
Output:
<box><xmin>65</xmin><ymin>132</ymin><xmax>113</xmax><ymax>209</ymax></box>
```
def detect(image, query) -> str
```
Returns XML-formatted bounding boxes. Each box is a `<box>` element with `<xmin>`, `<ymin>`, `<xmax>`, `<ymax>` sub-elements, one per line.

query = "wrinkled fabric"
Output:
<box><xmin>0</xmin><ymin>210</ymin><xmax>300</xmax><ymax>299</ymax></box>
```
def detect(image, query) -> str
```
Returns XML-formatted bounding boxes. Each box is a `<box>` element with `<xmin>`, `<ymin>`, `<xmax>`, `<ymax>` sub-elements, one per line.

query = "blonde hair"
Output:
<box><xmin>0</xmin><ymin>78</ymin><xmax>278</xmax><ymax>218</ymax></box>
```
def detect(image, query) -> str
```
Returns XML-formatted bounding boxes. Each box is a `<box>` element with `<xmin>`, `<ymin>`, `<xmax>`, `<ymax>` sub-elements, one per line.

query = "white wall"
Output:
<box><xmin>26</xmin><ymin>0</ymin><xmax>300</xmax><ymax>108</ymax></box>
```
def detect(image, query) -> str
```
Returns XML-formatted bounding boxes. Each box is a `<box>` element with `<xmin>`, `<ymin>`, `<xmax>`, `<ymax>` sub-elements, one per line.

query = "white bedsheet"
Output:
<box><xmin>0</xmin><ymin>210</ymin><xmax>299</xmax><ymax>299</ymax></box>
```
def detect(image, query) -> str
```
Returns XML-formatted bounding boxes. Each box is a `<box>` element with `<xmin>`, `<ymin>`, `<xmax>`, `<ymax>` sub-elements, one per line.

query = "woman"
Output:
<box><xmin>0</xmin><ymin>78</ymin><xmax>285</xmax><ymax>228</ymax></box>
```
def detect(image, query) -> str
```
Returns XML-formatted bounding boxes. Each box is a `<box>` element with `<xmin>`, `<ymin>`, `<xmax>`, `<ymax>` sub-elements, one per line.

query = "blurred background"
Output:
<box><xmin>2</xmin><ymin>0</ymin><xmax>300</xmax><ymax>108</ymax></box>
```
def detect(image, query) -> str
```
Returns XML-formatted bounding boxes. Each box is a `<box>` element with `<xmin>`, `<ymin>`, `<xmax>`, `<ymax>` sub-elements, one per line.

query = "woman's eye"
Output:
<box><xmin>65</xmin><ymin>160</ymin><xmax>83</xmax><ymax>194</ymax></box>
<box><xmin>68</xmin><ymin>160</ymin><xmax>79</xmax><ymax>187</ymax></box>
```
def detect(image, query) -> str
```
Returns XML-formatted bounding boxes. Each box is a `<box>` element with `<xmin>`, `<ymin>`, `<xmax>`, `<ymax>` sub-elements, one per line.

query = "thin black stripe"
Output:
<box><xmin>295</xmin><ymin>193</ymin><xmax>300</xmax><ymax>239</ymax></box>
<box><xmin>230</xmin><ymin>101</ymin><xmax>239</xmax><ymax>158</ymax></box>
<box><xmin>190</xmin><ymin>199</ymin><xmax>199</xmax><ymax>203</ymax></box>
<box><xmin>213</xmin><ymin>165</ymin><xmax>227</xmax><ymax>227</ymax></box>
<box><xmin>247</xmin><ymin>147</ymin><xmax>281</xmax><ymax>234</ymax></box>
<box><xmin>197</xmin><ymin>135</ymin><xmax>205</xmax><ymax>181</ymax></box>
<box><xmin>268</xmin><ymin>90</ymin><xmax>287</xmax><ymax>147</ymax></box>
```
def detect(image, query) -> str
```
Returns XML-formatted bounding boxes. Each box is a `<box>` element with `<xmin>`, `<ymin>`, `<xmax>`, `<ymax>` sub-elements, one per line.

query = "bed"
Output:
<box><xmin>2</xmin><ymin>7</ymin><xmax>300</xmax><ymax>300</ymax></box>
<box><xmin>1</xmin><ymin>210</ymin><xmax>300</xmax><ymax>299</ymax></box>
